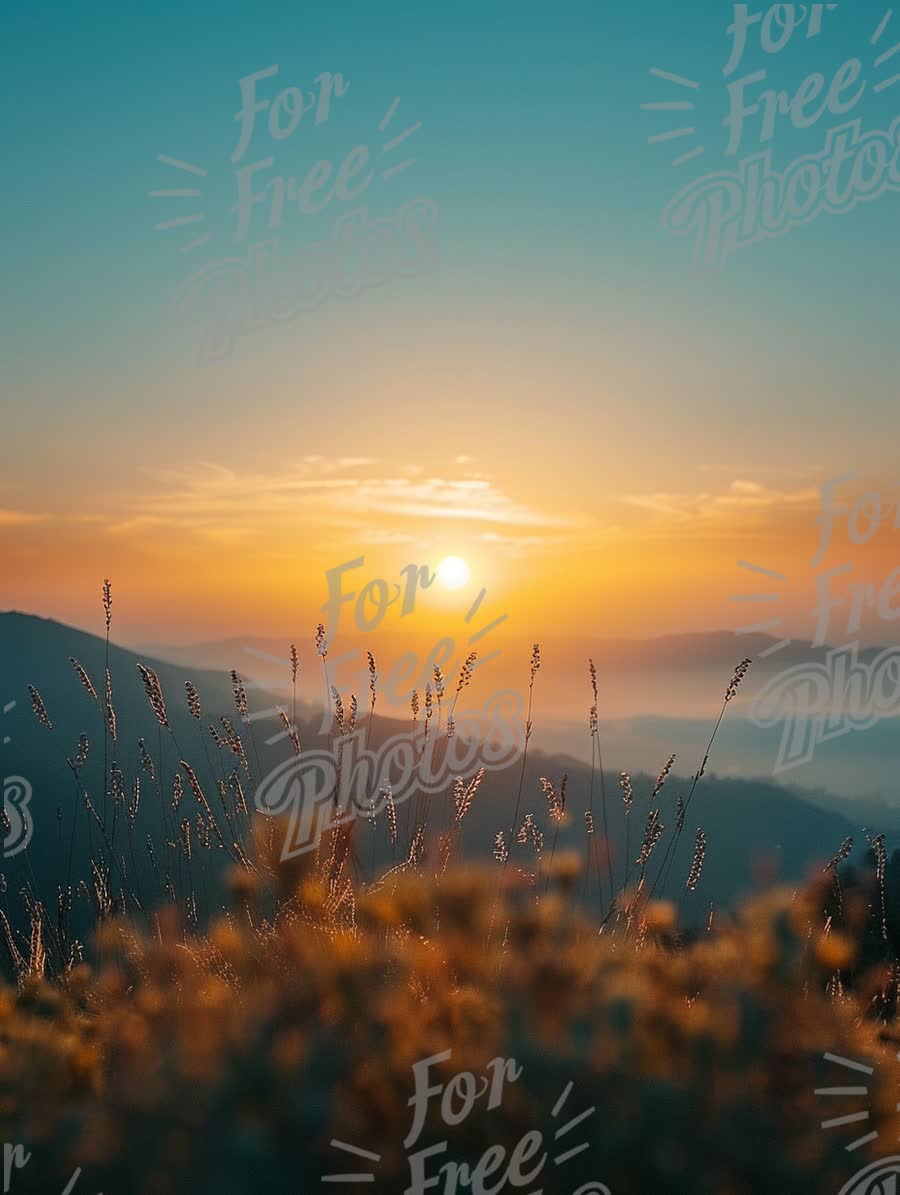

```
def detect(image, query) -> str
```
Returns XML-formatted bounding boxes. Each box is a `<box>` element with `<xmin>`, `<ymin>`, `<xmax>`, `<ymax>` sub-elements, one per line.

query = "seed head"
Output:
<box><xmin>137</xmin><ymin>665</ymin><xmax>169</xmax><ymax>729</ymax></box>
<box><xmin>69</xmin><ymin>658</ymin><xmax>100</xmax><ymax>707</ymax></box>
<box><xmin>725</xmin><ymin>658</ymin><xmax>752</xmax><ymax>703</ymax></box>
<box><xmin>686</xmin><ymin>828</ymin><xmax>708</xmax><ymax>891</ymax></box>
<box><xmin>185</xmin><ymin>681</ymin><xmax>202</xmax><ymax>720</ymax></box>
<box><xmin>27</xmin><ymin>685</ymin><xmax>52</xmax><ymax>730</ymax></box>
<box><xmin>315</xmin><ymin>624</ymin><xmax>328</xmax><ymax>658</ymax></box>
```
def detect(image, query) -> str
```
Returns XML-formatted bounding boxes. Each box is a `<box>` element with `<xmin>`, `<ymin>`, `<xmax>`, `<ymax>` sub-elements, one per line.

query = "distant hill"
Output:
<box><xmin>138</xmin><ymin>626</ymin><xmax>899</xmax><ymax>677</ymax></box>
<box><xmin>0</xmin><ymin>612</ymin><xmax>294</xmax><ymax>948</ymax></box>
<box><xmin>134</xmin><ymin>629</ymin><xmax>900</xmax><ymax>793</ymax></box>
<box><xmin>0</xmin><ymin>613</ymin><xmax>884</xmax><ymax>939</ymax></box>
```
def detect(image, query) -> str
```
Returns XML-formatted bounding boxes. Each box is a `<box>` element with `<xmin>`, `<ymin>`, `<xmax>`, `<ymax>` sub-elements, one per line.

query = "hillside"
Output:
<box><xmin>0</xmin><ymin>613</ymin><xmax>873</xmax><ymax>931</ymax></box>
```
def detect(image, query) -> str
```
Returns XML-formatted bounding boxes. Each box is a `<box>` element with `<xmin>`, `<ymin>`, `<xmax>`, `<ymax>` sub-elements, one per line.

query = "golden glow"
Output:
<box><xmin>436</xmin><ymin>556</ymin><xmax>471</xmax><ymax>590</ymax></box>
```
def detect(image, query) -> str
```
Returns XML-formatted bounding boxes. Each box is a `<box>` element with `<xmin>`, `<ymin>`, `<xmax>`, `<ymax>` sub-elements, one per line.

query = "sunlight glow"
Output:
<box><xmin>436</xmin><ymin>555</ymin><xmax>470</xmax><ymax>589</ymax></box>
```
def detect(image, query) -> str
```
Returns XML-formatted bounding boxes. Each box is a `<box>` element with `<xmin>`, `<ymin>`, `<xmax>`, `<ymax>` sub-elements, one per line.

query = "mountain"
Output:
<box><xmin>138</xmin><ymin>627</ymin><xmax>900</xmax><ymax>680</ymax></box>
<box><xmin>134</xmin><ymin>628</ymin><xmax>900</xmax><ymax>794</ymax></box>
<box><xmin>0</xmin><ymin>612</ymin><xmax>883</xmax><ymax>938</ymax></box>
<box><xmin>0</xmin><ymin>612</ymin><xmax>292</xmax><ymax>948</ymax></box>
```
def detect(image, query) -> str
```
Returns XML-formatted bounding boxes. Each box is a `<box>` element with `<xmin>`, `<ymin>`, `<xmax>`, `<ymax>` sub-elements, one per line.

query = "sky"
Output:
<box><xmin>3</xmin><ymin>0</ymin><xmax>900</xmax><ymax>654</ymax></box>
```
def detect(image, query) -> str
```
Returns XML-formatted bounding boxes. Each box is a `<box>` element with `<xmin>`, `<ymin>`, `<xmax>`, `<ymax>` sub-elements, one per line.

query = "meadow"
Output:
<box><xmin>2</xmin><ymin>585</ymin><xmax>899</xmax><ymax>1194</ymax></box>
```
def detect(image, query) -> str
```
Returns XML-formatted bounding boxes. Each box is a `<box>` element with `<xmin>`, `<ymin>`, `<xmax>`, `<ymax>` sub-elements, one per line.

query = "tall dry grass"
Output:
<box><xmin>3</xmin><ymin>586</ymin><xmax>899</xmax><ymax>1190</ymax></box>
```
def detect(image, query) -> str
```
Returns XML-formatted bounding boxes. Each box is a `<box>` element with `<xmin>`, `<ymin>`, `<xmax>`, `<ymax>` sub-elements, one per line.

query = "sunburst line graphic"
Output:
<box><xmin>383</xmin><ymin>160</ymin><xmax>416</xmax><ymax>180</ymax></box>
<box><xmin>844</xmin><ymin>1132</ymin><xmax>880</xmax><ymax>1151</ymax></box>
<box><xmin>550</xmin><ymin>1080</ymin><xmax>596</xmax><ymax>1164</ymax></box>
<box><xmin>468</xmin><ymin>615</ymin><xmax>508</xmax><ymax>646</ymax></box>
<box><xmin>673</xmin><ymin>146</ymin><xmax>705</xmax><ymax>167</ymax></box>
<box><xmin>469</xmin><ymin>654</ymin><xmax>502</xmax><ymax>673</ymax></box>
<box><xmin>377</xmin><ymin>97</ymin><xmax>400</xmax><ymax>132</ymax></box>
<box><xmin>3</xmin><ymin>701</ymin><xmax>14</xmax><ymax>746</ymax></box>
<box><xmin>648</xmin><ymin>127</ymin><xmax>697</xmax><ymax>143</ymax></box>
<box><xmin>823</xmin><ymin>1112</ymin><xmax>871</xmax><ymax>1127</ymax></box>
<box><xmin>872</xmin><ymin>9</ymin><xmax>900</xmax><ymax>90</ymax></box>
<box><xmin>461</xmin><ymin>590</ymin><xmax>507</xmax><ymax>670</ymax></box>
<box><xmin>643</xmin><ymin>67</ymin><xmax>705</xmax><ymax>166</ymax></box>
<box><xmin>552</xmin><ymin>1080</ymin><xmax>573</xmax><ymax>1116</ymax></box>
<box><xmin>815</xmin><ymin>1052</ymin><xmax>888</xmax><ymax>1152</ymax></box>
<box><xmin>641</xmin><ymin>101</ymin><xmax>694</xmax><ymax>112</ymax></box>
<box><xmin>649</xmin><ymin>67</ymin><xmax>700</xmax><ymax>90</ymax></box>
<box><xmin>154</xmin><ymin>214</ymin><xmax>204</xmax><ymax>230</ymax></box>
<box><xmin>384</xmin><ymin>121</ymin><xmax>422</xmax><ymax>153</ymax></box>
<box><xmin>465</xmin><ymin>588</ymin><xmax>487</xmax><ymax>624</ymax></box>
<box><xmin>737</xmin><ymin>561</ymin><xmax>788</xmax><ymax>582</ymax></box>
<box><xmin>873</xmin><ymin>9</ymin><xmax>894</xmax><ymax>44</ymax></box>
<box><xmin>248</xmin><ymin>706</ymin><xmax>297</xmax><ymax>745</ymax></box>
<box><xmin>179</xmin><ymin>234</ymin><xmax>214</xmax><ymax>253</ymax></box>
<box><xmin>647</xmin><ymin>11</ymin><xmax>900</xmax><ymax>171</ymax></box>
<box><xmin>240</xmin><ymin>582</ymin><xmax>508</xmax><ymax>747</ymax></box>
<box><xmin>150</xmin><ymin>154</ymin><xmax>213</xmax><ymax>253</ymax></box>
<box><xmin>321</xmin><ymin>1138</ymin><xmax>381</xmax><ymax>1184</ymax></box>
<box><xmin>157</xmin><ymin>155</ymin><xmax>208</xmax><ymax>176</ymax></box>
<box><xmin>379</xmin><ymin>97</ymin><xmax>421</xmax><ymax>181</ymax></box>
<box><xmin>151</xmin><ymin>94</ymin><xmax>421</xmax><ymax>258</ymax></box>
<box><xmin>555</xmin><ymin>1141</ymin><xmax>591</xmax><ymax>1164</ymax></box>
<box><xmin>555</xmin><ymin>1104</ymin><xmax>596</xmax><ymax>1138</ymax></box>
<box><xmin>321</xmin><ymin>1077</ymin><xmax>596</xmax><ymax>1183</ymax></box>
<box><xmin>825</xmin><ymin>1054</ymin><xmax>874</xmax><ymax>1075</ymax></box>
<box><xmin>730</xmin><ymin>560</ymin><xmax>793</xmax><ymax>658</ymax></box>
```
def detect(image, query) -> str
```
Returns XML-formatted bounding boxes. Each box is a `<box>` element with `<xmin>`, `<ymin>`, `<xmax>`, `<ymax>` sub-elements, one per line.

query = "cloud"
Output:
<box><xmin>0</xmin><ymin>509</ymin><xmax>47</xmax><ymax>527</ymax></box>
<box><xmin>307</xmin><ymin>456</ymin><xmax>377</xmax><ymax>472</ymax></box>
<box><xmin>332</xmin><ymin>477</ymin><xmax>567</xmax><ymax>526</ymax></box>
<box><xmin>109</xmin><ymin>462</ymin><xmax>568</xmax><ymax>538</ymax></box>
<box><xmin>105</xmin><ymin>516</ymin><xmax>171</xmax><ymax>536</ymax></box>
<box><xmin>478</xmin><ymin>530</ymin><xmax>579</xmax><ymax>552</ymax></box>
<box><xmin>620</xmin><ymin>480</ymin><xmax>820</xmax><ymax>523</ymax></box>
<box><xmin>612</xmin><ymin>480</ymin><xmax>826</xmax><ymax>546</ymax></box>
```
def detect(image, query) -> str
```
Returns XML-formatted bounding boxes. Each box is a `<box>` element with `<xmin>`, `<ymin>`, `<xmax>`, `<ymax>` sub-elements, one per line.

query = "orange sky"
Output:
<box><xmin>4</xmin><ymin>462</ymin><xmax>900</xmax><ymax>656</ymax></box>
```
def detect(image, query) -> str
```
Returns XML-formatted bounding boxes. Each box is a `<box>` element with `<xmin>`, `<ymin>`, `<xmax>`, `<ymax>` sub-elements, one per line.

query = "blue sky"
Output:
<box><xmin>6</xmin><ymin>0</ymin><xmax>900</xmax><ymax>364</ymax></box>
<box><xmin>3</xmin><ymin>1</ymin><xmax>900</xmax><ymax>641</ymax></box>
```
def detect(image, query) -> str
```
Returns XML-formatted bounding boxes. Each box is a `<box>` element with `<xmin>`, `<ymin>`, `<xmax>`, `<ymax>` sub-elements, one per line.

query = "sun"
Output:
<box><xmin>436</xmin><ymin>555</ymin><xmax>471</xmax><ymax>590</ymax></box>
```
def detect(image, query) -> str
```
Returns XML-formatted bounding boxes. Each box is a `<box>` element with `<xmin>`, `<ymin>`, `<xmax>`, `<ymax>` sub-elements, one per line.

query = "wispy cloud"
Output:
<box><xmin>106</xmin><ymin>460</ymin><xmax>568</xmax><ymax>538</ymax></box>
<box><xmin>302</xmin><ymin>456</ymin><xmax>377</xmax><ymax>471</ymax></box>
<box><xmin>477</xmin><ymin>530</ymin><xmax>581</xmax><ymax>556</ymax></box>
<box><xmin>332</xmin><ymin>477</ymin><xmax>566</xmax><ymax>525</ymax></box>
<box><xmin>620</xmin><ymin>480</ymin><xmax>820</xmax><ymax>525</ymax></box>
<box><xmin>0</xmin><ymin>509</ymin><xmax>47</xmax><ymax>527</ymax></box>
